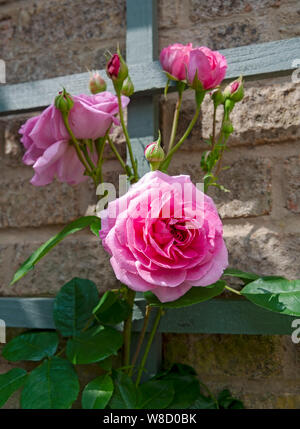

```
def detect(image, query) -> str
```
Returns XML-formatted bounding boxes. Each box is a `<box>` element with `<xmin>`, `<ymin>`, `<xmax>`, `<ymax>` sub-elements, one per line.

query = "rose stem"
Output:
<box><xmin>211</xmin><ymin>104</ymin><xmax>217</xmax><ymax>151</ymax></box>
<box><xmin>81</xmin><ymin>144</ymin><xmax>97</xmax><ymax>172</ymax></box>
<box><xmin>62</xmin><ymin>113</ymin><xmax>96</xmax><ymax>184</ymax></box>
<box><xmin>117</xmin><ymin>92</ymin><xmax>139</xmax><ymax>183</ymax></box>
<box><xmin>135</xmin><ymin>307</ymin><xmax>163</xmax><ymax>386</ymax></box>
<box><xmin>107</xmin><ymin>134</ymin><xmax>128</xmax><ymax>174</ymax></box>
<box><xmin>160</xmin><ymin>104</ymin><xmax>201</xmax><ymax>171</ymax></box>
<box><xmin>94</xmin><ymin>136</ymin><xmax>107</xmax><ymax>187</ymax></box>
<box><xmin>129</xmin><ymin>305</ymin><xmax>152</xmax><ymax>376</ymax></box>
<box><xmin>167</xmin><ymin>86</ymin><xmax>183</xmax><ymax>155</ymax></box>
<box><xmin>123</xmin><ymin>288</ymin><xmax>136</xmax><ymax>372</ymax></box>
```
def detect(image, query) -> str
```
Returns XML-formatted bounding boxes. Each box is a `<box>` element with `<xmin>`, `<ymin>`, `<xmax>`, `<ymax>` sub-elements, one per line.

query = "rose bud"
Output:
<box><xmin>144</xmin><ymin>131</ymin><xmax>165</xmax><ymax>171</ymax></box>
<box><xmin>223</xmin><ymin>76</ymin><xmax>244</xmax><ymax>102</ymax></box>
<box><xmin>106</xmin><ymin>48</ymin><xmax>128</xmax><ymax>86</ymax></box>
<box><xmin>54</xmin><ymin>88</ymin><xmax>74</xmax><ymax>113</ymax></box>
<box><xmin>89</xmin><ymin>71</ymin><xmax>107</xmax><ymax>94</ymax></box>
<box><xmin>187</xmin><ymin>46</ymin><xmax>227</xmax><ymax>90</ymax></box>
<box><xmin>121</xmin><ymin>76</ymin><xmax>134</xmax><ymax>97</ymax></box>
<box><xmin>160</xmin><ymin>43</ymin><xmax>193</xmax><ymax>81</ymax></box>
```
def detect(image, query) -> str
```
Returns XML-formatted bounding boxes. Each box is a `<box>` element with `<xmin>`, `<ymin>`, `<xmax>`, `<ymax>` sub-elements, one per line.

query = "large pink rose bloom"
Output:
<box><xmin>160</xmin><ymin>43</ymin><xmax>193</xmax><ymax>81</ymax></box>
<box><xmin>19</xmin><ymin>92</ymin><xmax>130</xmax><ymax>186</ymax></box>
<box><xmin>187</xmin><ymin>46</ymin><xmax>227</xmax><ymax>90</ymax></box>
<box><xmin>99</xmin><ymin>171</ymin><xmax>228</xmax><ymax>303</ymax></box>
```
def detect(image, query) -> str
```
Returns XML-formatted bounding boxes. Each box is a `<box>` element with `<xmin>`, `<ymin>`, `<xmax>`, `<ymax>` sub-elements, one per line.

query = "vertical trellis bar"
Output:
<box><xmin>126</xmin><ymin>0</ymin><xmax>158</xmax><ymax>177</ymax></box>
<box><xmin>126</xmin><ymin>0</ymin><xmax>161</xmax><ymax>377</ymax></box>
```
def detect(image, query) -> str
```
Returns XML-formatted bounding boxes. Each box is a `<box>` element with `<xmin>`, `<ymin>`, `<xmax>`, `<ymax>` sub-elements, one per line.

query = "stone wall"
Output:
<box><xmin>1</xmin><ymin>0</ymin><xmax>300</xmax><ymax>409</ymax></box>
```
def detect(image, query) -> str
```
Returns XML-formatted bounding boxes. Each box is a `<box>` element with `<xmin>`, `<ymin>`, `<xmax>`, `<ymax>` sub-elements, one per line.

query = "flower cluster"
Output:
<box><xmin>18</xmin><ymin>42</ymin><xmax>237</xmax><ymax>305</ymax></box>
<box><xmin>160</xmin><ymin>43</ymin><xmax>227</xmax><ymax>89</ymax></box>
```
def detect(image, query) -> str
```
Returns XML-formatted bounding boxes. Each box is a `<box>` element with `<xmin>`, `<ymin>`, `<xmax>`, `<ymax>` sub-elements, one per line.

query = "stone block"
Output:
<box><xmin>1</xmin><ymin>0</ymin><xmax>126</xmax><ymax>57</ymax></box>
<box><xmin>168</xmin><ymin>156</ymin><xmax>272</xmax><ymax>218</ymax></box>
<box><xmin>224</xmin><ymin>225</ymin><xmax>300</xmax><ymax>279</ymax></box>
<box><xmin>189</xmin><ymin>0</ymin><xmax>282</xmax><ymax>21</ymax></box>
<box><xmin>163</xmin><ymin>333</ymin><xmax>285</xmax><ymax>379</ymax></box>
<box><xmin>0</xmin><ymin>233</ymin><xmax>118</xmax><ymax>296</ymax></box>
<box><xmin>284</xmin><ymin>156</ymin><xmax>300</xmax><ymax>213</ymax></box>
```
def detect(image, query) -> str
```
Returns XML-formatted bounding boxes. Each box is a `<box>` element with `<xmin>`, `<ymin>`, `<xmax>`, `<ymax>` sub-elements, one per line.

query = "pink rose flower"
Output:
<box><xmin>99</xmin><ymin>171</ymin><xmax>228</xmax><ymax>303</ymax></box>
<box><xmin>159</xmin><ymin>43</ymin><xmax>193</xmax><ymax>81</ymax></box>
<box><xmin>187</xmin><ymin>46</ymin><xmax>227</xmax><ymax>90</ymax></box>
<box><xmin>19</xmin><ymin>92</ymin><xmax>129</xmax><ymax>186</ymax></box>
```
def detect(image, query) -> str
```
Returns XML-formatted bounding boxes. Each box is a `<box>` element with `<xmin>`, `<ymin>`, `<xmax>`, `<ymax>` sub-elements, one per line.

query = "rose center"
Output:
<box><xmin>170</xmin><ymin>226</ymin><xmax>186</xmax><ymax>242</ymax></box>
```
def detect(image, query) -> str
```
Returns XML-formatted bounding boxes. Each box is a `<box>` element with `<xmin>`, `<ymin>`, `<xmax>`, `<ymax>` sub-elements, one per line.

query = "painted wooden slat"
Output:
<box><xmin>0</xmin><ymin>297</ymin><xmax>296</xmax><ymax>335</ymax></box>
<box><xmin>0</xmin><ymin>37</ymin><xmax>299</xmax><ymax>114</ymax></box>
<box><xmin>159</xmin><ymin>299</ymin><xmax>297</xmax><ymax>335</ymax></box>
<box><xmin>126</xmin><ymin>0</ymin><xmax>158</xmax><ymax>177</ymax></box>
<box><xmin>0</xmin><ymin>298</ymin><xmax>55</xmax><ymax>329</ymax></box>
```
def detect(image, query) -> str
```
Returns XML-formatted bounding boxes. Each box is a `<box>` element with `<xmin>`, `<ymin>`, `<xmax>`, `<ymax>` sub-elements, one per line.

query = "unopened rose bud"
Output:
<box><xmin>89</xmin><ymin>72</ymin><xmax>107</xmax><ymax>94</ymax></box>
<box><xmin>106</xmin><ymin>48</ymin><xmax>128</xmax><ymax>89</ymax></box>
<box><xmin>55</xmin><ymin>88</ymin><xmax>74</xmax><ymax>113</ymax></box>
<box><xmin>144</xmin><ymin>131</ymin><xmax>165</xmax><ymax>171</ymax></box>
<box><xmin>223</xmin><ymin>76</ymin><xmax>244</xmax><ymax>102</ymax></box>
<box><xmin>121</xmin><ymin>76</ymin><xmax>134</xmax><ymax>96</ymax></box>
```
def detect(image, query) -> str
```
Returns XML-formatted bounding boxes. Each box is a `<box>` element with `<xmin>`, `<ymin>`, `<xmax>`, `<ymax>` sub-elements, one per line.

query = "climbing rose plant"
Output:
<box><xmin>1</xmin><ymin>43</ymin><xmax>299</xmax><ymax>411</ymax></box>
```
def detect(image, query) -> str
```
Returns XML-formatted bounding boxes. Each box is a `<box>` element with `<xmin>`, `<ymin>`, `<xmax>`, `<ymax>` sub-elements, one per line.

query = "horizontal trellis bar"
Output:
<box><xmin>0</xmin><ymin>297</ymin><xmax>296</xmax><ymax>335</ymax></box>
<box><xmin>0</xmin><ymin>37</ymin><xmax>299</xmax><ymax>114</ymax></box>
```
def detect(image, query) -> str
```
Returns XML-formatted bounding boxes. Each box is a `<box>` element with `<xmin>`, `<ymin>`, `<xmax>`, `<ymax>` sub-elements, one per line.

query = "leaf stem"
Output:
<box><xmin>225</xmin><ymin>285</ymin><xmax>241</xmax><ymax>296</ymax></box>
<box><xmin>135</xmin><ymin>307</ymin><xmax>163</xmax><ymax>386</ymax></box>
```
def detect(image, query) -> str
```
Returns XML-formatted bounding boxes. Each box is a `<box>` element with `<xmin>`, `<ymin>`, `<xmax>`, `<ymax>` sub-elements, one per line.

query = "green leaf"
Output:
<box><xmin>153</xmin><ymin>364</ymin><xmax>200</xmax><ymax>409</ymax></box>
<box><xmin>20</xmin><ymin>357</ymin><xmax>79</xmax><ymax>409</ymax></box>
<box><xmin>166</xmin><ymin>375</ymin><xmax>199</xmax><ymax>409</ymax></box>
<box><xmin>217</xmin><ymin>389</ymin><xmax>244</xmax><ymax>409</ymax></box>
<box><xmin>241</xmin><ymin>277</ymin><xmax>300</xmax><ymax>316</ymax></box>
<box><xmin>93</xmin><ymin>291</ymin><xmax>131</xmax><ymax>325</ymax></box>
<box><xmin>223</xmin><ymin>268</ymin><xmax>260</xmax><ymax>284</ymax></box>
<box><xmin>98</xmin><ymin>356</ymin><xmax>113</xmax><ymax>371</ymax></box>
<box><xmin>11</xmin><ymin>216</ymin><xmax>101</xmax><ymax>285</ymax></box>
<box><xmin>144</xmin><ymin>281</ymin><xmax>225</xmax><ymax>309</ymax></box>
<box><xmin>53</xmin><ymin>277</ymin><xmax>99</xmax><ymax>337</ymax></box>
<box><xmin>89</xmin><ymin>217</ymin><xmax>101</xmax><ymax>237</ymax></box>
<box><xmin>66</xmin><ymin>326</ymin><xmax>123</xmax><ymax>364</ymax></box>
<box><xmin>2</xmin><ymin>331</ymin><xmax>59</xmax><ymax>362</ymax></box>
<box><xmin>82</xmin><ymin>374</ymin><xmax>114</xmax><ymax>409</ymax></box>
<box><xmin>0</xmin><ymin>368</ymin><xmax>27</xmax><ymax>408</ymax></box>
<box><xmin>137</xmin><ymin>380</ymin><xmax>174</xmax><ymax>409</ymax></box>
<box><xmin>109</xmin><ymin>371</ymin><xmax>137</xmax><ymax>409</ymax></box>
<box><xmin>189</xmin><ymin>394</ymin><xmax>217</xmax><ymax>409</ymax></box>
